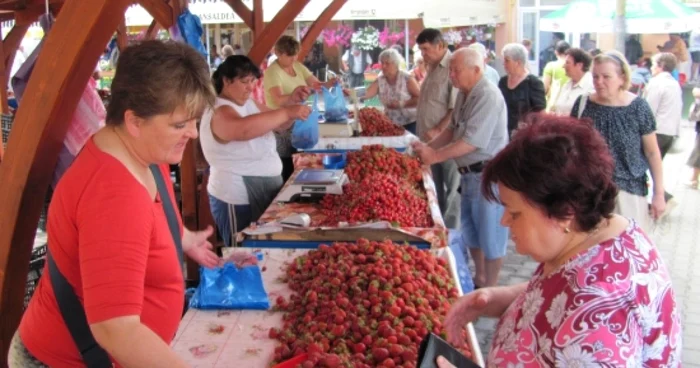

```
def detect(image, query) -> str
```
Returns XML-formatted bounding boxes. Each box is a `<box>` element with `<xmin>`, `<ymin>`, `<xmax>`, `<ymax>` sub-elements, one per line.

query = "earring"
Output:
<box><xmin>564</xmin><ymin>227</ymin><xmax>571</xmax><ymax>234</ymax></box>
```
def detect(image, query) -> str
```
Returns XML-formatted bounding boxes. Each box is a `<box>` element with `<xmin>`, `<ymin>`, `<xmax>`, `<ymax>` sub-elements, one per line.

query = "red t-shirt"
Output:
<box><xmin>19</xmin><ymin>138</ymin><xmax>185</xmax><ymax>367</ymax></box>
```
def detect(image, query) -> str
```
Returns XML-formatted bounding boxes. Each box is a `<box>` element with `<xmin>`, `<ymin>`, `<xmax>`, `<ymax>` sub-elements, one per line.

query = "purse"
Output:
<box><xmin>689</xmin><ymin>101</ymin><xmax>700</xmax><ymax>122</ymax></box>
<box><xmin>47</xmin><ymin>165</ymin><xmax>183</xmax><ymax>367</ymax></box>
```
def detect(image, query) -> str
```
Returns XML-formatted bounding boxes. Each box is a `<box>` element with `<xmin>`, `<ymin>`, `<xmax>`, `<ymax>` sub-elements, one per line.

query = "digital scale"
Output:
<box><xmin>277</xmin><ymin>169</ymin><xmax>348</xmax><ymax>202</ymax></box>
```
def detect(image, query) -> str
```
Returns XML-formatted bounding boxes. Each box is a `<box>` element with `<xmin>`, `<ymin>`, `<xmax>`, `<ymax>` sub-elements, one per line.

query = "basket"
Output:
<box><xmin>1</xmin><ymin>113</ymin><xmax>13</xmax><ymax>149</ymax></box>
<box><xmin>24</xmin><ymin>244</ymin><xmax>47</xmax><ymax>310</ymax></box>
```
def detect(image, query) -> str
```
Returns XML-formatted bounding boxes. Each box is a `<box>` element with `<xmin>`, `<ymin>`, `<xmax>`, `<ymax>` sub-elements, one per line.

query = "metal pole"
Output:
<box><xmin>404</xmin><ymin>19</ymin><xmax>409</xmax><ymax>68</ymax></box>
<box><xmin>206</xmin><ymin>23</ymin><xmax>211</xmax><ymax>70</ymax></box>
<box><xmin>614</xmin><ymin>0</ymin><xmax>626</xmax><ymax>55</ymax></box>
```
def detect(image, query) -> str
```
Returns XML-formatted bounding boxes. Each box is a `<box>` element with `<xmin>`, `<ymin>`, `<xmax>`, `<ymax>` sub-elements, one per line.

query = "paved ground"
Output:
<box><xmin>31</xmin><ymin>124</ymin><xmax>699</xmax><ymax>365</ymax></box>
<box><xmin>471</xmin><ymin>122</ymin><xmax>700</xmax><ymax>366</ymax></box>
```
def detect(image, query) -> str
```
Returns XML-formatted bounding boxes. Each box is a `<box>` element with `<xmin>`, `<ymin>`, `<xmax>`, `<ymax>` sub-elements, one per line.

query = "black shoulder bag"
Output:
<box><xmin>47</xmin><ymin>165</ymin><xmax>183</xmax><ymax>367</ymax></box>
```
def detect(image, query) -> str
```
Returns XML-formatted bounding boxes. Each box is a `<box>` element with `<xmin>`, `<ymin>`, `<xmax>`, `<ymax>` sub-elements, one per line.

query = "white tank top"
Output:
<box><xmin>200</xmin><ymin>97</ymin><xmax>282</xmax><ymax>205</ymax></box>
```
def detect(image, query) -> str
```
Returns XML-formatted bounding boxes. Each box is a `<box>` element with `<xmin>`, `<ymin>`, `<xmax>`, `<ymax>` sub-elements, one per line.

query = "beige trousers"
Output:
<box><xmin>614</xmin><ymin>190</ymin><xmax>651</xmax><ymax>233</ymax></box>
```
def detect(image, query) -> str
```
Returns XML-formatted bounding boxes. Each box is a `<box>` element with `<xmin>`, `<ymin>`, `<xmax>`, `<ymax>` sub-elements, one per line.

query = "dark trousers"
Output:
<box><xmin>349</xmin><ymin>73</ymin><xmax>364</xmax><ymax>88</ymax></box>
<box><xmin>656</xmin><ymin>134</ymin><xmax>674</xmax><ymax>202</ymax></box>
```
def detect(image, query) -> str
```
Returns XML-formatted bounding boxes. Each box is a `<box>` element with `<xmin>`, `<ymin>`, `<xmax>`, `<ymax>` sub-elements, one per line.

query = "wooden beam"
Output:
<box><xmin>252</xmin><ymin>0</ymin><xmax>263</xmax><ymax>39</ymax></box>
<box><xmin>169</xmin><ymin>0</ymin><xmax>184</xmax><ymax>26</ymax></box>
<box><xmin>247</xmin><ymin>0</ymin><xmax>310</xmax><ymax>65</ymax></box>
<box><xmin>138</xmin><ymin>0</ymin><xmax>173</xmax><ymax>29</ymax></box>
<box><xmin>0</xmin><ymin>0</ymin><xmax>131</xmax><ymax>362</ymax></box>
<box><xmin>145</xmin><ymin>19</ymin><xmax>161</xmax><ymax>40</ymax></box>
<box><xmin>223</xmin><ymin>0</ymin><xmax>252</xmax><ymax>29</ymax></box>
<box><xmin>116</xmin><ymin>20</ymin><xmax>128</xmax><ymax>51</ymax></box>
<box><xmin>179</xmin><ymin>140</ymin><xmax>198</xmax><ymax>277</ymax></box>
<box><xmin>13</xmin><ymin>5</ymin><xmax>43</xmax><ymax>24</ymax></box>
<box><xmin>298</xmin><ymin>0</ymin><xmax>347</xmax><ymax>61</ymax></box>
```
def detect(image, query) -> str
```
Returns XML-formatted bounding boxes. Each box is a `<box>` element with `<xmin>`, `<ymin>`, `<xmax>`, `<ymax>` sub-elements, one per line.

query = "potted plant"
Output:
<box><xmin>351</xmin><ymin>26</ymin><xmax>379</xmax><ymax>51</ymax></box>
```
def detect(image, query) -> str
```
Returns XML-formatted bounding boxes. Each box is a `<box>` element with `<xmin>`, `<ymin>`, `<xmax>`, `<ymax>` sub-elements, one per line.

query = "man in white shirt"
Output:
<box><xmin>689</xmin><ymin>27</ymin><xmax>700</xmax><ymax>82</ymax></box>
<box><xmin>467</xmin><ymin>42</ymin><xmax>500</xmax><ymax>85</ymax></box>
<box><xmin>644</xmin><ymin>52</ymin><xmax>682</xmax><ymax>207</ymax></box>
<box><xmin>550</xmin><ymin>48</ymin><xmax>594</xmax><ymax>116</ymax></box>
<box><xmin>342</xmin><ymin>45</ymin><xmax>372</xmax><ymax>87</ymax></box>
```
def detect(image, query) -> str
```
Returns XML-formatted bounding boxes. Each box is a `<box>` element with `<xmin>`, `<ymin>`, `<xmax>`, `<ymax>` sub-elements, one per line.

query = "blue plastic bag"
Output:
<box><xmin>291</xmin><ymin>94</ymin><xmax>321</xmax><ymax>149</ymax></box>
<box><xmin>322</xmin><ymin>82</ymin><xmax>348</xmax><ymax>122</ymax></box>
<box><xmin>177</xmin><ymin>9</ymin><xmax>207</xmax><ymax>59</ymax></box>
<box><xmin>189</xmin><ymin>263</ymin><xmax>270</xmax><ymax>310</ymax></box>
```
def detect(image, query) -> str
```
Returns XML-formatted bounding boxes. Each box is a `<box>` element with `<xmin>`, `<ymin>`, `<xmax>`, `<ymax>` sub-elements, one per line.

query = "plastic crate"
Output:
<box><xmin>24</xmin><ymin>244</ymin><xmax>47</xmax><ymax>310</ymax></box>
<box><xmin>1</xmin><ymin>113</ymin><xmax>12</xmax><ymax>148</ymax></box>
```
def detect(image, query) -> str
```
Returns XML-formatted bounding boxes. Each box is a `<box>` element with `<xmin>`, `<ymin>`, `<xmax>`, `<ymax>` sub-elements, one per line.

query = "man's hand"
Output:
<box><xmin>290</xmin><ymin>85</ymin><xmax>313</xmax><ymax>104</ymax></box>
<box><xmin>183</xmin><ymin>226</ymin><xmax>220</xmax><ymax>269</ymax></box>
<box><xmin>412</xmin><ymin>141</ymin><xmax>439</xmax><ymax>166</ymax></box>
<box><xmin>421</xmin><ymin>127</ymin><xmax>441</xmax><ymax>142</ymax></box>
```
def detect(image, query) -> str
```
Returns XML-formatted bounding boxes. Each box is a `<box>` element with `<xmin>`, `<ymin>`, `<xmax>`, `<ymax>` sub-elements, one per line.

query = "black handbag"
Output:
<box><xmin>47</xmin><ymin>165</ymin><xmax>183</xmax><ymax>367</ymax></box>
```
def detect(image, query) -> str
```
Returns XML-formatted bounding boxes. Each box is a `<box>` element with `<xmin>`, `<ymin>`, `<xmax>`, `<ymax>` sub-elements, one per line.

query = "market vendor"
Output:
<box><xmin>362</xmin><ymin>48</ymin><xmax>420</xmax><ymax>134</ymax></box>
<box><xmin>439</xmin><ymin>114</ymin><xmax>681</xmax><ymax>367</ymax></box>
<box><xmin>202</xmin><ymin>55</ymin><xmax>312</xmax><ymax>247</ymax></box>
<box><xmin>413</xmin><ymin>48</ymin><xmax>509</xmax><ymax>289</ymax></box>
<box><xmin>264</xmin><ymin>35</ymin><xmax>335</xmax><ymax>181</ymax></box>
<box><xmin>12</xmin><ymin>41</ymin><xmax>220</xmax><ymax>367</ymax></box>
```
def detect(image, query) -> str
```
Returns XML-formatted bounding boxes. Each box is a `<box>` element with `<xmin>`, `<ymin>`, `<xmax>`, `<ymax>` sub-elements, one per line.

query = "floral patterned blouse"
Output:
<box><xmin>377</xmin><ymin>70</ymin><xmax>417</xmax><ymax>126</ymax></box>
<box><xmin>489</xmin><ymin>221</ymin><xmax>682</xmax><ymax>367</ymax></box>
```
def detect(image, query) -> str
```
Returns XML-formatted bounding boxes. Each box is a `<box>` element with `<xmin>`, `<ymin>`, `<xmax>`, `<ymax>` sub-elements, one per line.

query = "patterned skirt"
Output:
<box><xmin>8</xmin><ymin>332</ymin><xmax>47</xmax><ymax>368</ymax></box>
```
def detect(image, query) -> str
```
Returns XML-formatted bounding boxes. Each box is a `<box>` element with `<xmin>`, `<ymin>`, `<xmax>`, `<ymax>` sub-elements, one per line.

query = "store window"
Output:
<box><xmin>521</xmin><ymin>12</ymin><xmax>537</xmax><ymax>61</ymax></box>
<box><xmin>520</xmin><ymin>0</ymin><xmax>535</xmax><ymax>6</ymax></box>
<box><xmin>540</xmin><ymin>0</ymin><xmax>571</xmax><ymax>5</ymax></box>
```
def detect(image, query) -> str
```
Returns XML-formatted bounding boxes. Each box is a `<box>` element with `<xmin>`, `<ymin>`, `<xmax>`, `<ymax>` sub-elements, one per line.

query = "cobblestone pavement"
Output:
<box><xmin>472</xmin><ymin>123</ymin><xmax>700</xmax><ymax>366</ymax></box>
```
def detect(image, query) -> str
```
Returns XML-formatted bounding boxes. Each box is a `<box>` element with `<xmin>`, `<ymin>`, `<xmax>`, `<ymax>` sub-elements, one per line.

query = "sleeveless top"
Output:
<box><xmin>199</xmin><ymin>97</ymin><xmax>282</xmax><ymax>205</ymax></box>
<box><xmin>378</xmin><ymin>70</ymin><xmax>417</xmax><ymax>126</ymax></box>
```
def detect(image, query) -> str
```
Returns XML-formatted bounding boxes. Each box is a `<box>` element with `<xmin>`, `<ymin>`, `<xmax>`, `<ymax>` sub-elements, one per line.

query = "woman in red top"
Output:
<box><xmin>10</xmin><ymin>41</ymin><xmax>219</xmax><ymax>367</ymax></box>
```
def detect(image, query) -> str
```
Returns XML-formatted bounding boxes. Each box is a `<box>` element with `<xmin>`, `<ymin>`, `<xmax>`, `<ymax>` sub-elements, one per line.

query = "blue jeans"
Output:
<box><xmin>460</xmin><ymin>172</ymin><xmax>509</xmax><ymax>260</ymax></box>
<box><xmin>209</xmin><ymin>194</ymin><xmax>252</xmax><ymax>247</ymax></box>
<box><xmin>404</xmin><ymin>122</ymin><xmax>417</xmax><ymax>135</ymax></box>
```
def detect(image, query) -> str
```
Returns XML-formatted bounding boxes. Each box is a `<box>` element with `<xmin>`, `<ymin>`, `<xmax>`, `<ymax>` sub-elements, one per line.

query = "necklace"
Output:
<box><xmin>542</xmin><ymin>220</ymin><xmax>607</xmax><ymax>277</ymax></box>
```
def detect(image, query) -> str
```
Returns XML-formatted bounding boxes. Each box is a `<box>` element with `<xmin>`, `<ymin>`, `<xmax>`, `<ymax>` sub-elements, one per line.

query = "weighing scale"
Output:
<box><xmin>277</xmin><ymin>169</ymin><xmax>348</xmax><ymax>202</ymax></box>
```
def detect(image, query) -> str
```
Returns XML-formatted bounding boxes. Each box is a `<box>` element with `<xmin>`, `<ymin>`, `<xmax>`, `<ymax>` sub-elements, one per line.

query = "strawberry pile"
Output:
<box><xmin>318</xmin><ymin>173</ymin><xmax>432</xmax><ymax>227</ymax></box>
<box><xmin>345</xmin><ymin>145</ymin><xmax>423</xmax><ymax>186</ymax></box>
<box><xmin>270</xmin><ymin>240</ymin><xmax>472</xmax><ymax>367</ymax></box>
<box><xmin>358</xmin><ymin>107</ymin><xmax>405</xmax><ymax>137</ymax></box>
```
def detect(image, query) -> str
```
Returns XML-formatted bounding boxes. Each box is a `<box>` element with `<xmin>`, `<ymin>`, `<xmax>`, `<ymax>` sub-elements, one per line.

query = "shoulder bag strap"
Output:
<box><xmin>149</xmin><ymin>164</ymin><xmax>184</xmax><ymax>273</ymax></box>
<box><xmin>47</xmin><ymin>250</ymin><xmax>112</xmax><ymax>367</ymax></box>
<box><xmin>577</xmin><ymin>94</ymin><xmax>588</xmax><ymax>119</ymax></box>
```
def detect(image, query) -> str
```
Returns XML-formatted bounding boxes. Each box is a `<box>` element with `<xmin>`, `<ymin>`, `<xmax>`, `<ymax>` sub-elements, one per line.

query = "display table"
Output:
<box><xmin>239</xmin><ymin>152</ymin><xmax>448</xmax><ymax>249</ymax></box>
<box><xmin>172</xmin><ymin>248</ymin><xmax>484</xmax><ymax>367</ymax></box>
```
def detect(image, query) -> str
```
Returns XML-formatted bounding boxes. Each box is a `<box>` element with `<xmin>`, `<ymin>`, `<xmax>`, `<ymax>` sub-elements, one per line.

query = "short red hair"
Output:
<box><xmin>482</xmin><ymin>114</ymin><xmax>618</xmax><ymax>231</ymax></box>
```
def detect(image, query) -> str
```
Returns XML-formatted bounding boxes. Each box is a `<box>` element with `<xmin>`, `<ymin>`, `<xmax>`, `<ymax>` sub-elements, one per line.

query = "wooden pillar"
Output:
<box><xmin>0</xmin><ymin>0</ymin><xmax>132</xmax><ymax>363</ymax></box>
<box><xmin>116</xmin><ymin>20</ymin><xmax>128</xmax><ymax>51</ymax></box>
<box><xmin>252</xmin><ymin>0</ymin><xmax>263</xmax><ymax>39</ymax></box>
<box><xmin>145</xmin><ymin>19</ymin><xmax>161</xmax><ymax>40</ymax></box>
<box><xmin>247</xmin><ymin>0</ymin><xmax>310</xmax><ymax>65</ymax></box>
<box><xmin>297</xmin><ymin>0</ymin><xmax>347</xmax><ymax>61</ymax></box>
<box><xmin>140</xmin><ymin>0</ymin><xmax>175</xmax><ymax>29</ymax></box>
<box><xmin>224</xmin><ymin>0</ymin><xmax>253</xmax><ymax>29</ymax></box>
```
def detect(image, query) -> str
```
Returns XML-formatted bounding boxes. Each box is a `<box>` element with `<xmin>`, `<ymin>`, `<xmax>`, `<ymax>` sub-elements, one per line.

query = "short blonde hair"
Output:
<box><xmin>221</xmin><ymin>45</ymin><xmax>235</xmax><ymax>58</ymax></box>
<box><xmin>275</xmin><ymin>35</ymin><xmax>300</xmax><ymax>56</ymax></box>
<box><xmin>653</xmin><ymin>52</ymin><xmax>677</xmax><ymax>73</ymax></box>
<box><xmin>593</xmin><ymin>50</ymin><xmax>632</xmax><ymax>91</ymax></box>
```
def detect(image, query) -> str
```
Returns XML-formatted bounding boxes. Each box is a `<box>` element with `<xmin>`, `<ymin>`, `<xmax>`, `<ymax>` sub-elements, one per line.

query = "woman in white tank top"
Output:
<box><xmin>200</xmin><ymin>55</ymin><xmax>311</xmax><ymax>246</ymax></box>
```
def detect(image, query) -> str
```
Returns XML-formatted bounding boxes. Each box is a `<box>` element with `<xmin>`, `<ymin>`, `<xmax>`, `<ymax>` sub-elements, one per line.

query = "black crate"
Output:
<box><xmin>24</xmin><ymin>244</ymin><xmax>47</xmax><ymax>310</ymax></box>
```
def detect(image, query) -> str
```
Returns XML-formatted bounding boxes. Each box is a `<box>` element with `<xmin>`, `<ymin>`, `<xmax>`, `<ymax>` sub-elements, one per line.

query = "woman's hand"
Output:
<box><xmin>444</xmin><ymin>288</ymin><xmax>495</xmax><ymax>346</ymax></box>
<box><xmin>385</xmin><ymin>100</ymin><xmax>400</xmax><ymax>109</ymax></box>
<box><xmin>650</xmin><ymin>192</ymin><xmax>666</xmax><ymax>220</ymax></box>
<box><xmin>182</xmin><ymin>226</ymin><xmax>220</xmax><ymax>269</ymax></box>
<box><xmin>436</xmin><ymin>356</ymin><xmax>457</xmax><ymax>368</ymax></box>
<box><xmin>284</xmin><ymin>104</ymin><xmax>312</xmax><ymax>120</ymax></box>
<box><xmin>290</xmin><ymin>86</ymin><xmax>312</xmax><ymax>104</ymax></box>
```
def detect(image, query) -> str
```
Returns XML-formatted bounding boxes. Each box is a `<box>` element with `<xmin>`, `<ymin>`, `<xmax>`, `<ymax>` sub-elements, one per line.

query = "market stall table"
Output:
<box><xmin>239</xmin><ymin>152</ymin><xmax>448</xmax><ymax>249</ymax></box>
<box><xmin>172</xmin><ymin>248</ymin><xmax>484</xmax><ymax>367</ymax></box>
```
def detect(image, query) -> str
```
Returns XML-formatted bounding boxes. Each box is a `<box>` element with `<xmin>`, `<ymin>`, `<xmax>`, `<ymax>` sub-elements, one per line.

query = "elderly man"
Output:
<box><xmin>415</xmin><ymin>28</ymin><xmax>460</xmax><ymax>229</ymax></box>
<box><xmin>342</xmin><ymin>45</ymin><xmax>372</xmax><ymax>88</ymax></box>
<box><xmin>413</xmin><ymin>48</ymin><xmax>509</xmax><ymax>288</ymax></box>
<box><xmin>644</xmin><ymin>52</ymin><xmax>682</xmax><ymax>214</ymax></box>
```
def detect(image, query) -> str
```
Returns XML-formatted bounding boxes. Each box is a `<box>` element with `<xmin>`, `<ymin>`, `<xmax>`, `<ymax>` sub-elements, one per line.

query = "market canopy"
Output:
<box><xmin>420</xmin><ymin>0</ymin><xmax>508</xmax><ymax>28</ymax></box>
<box><xmin>125</xmin><ymin>0</ymin><xmax>424</xmax><ymax>26</ymax></box>
<box><xmin>539</xmin><ymin>0</ymin><xmax>697</xmax><ymax>34</ymax></box>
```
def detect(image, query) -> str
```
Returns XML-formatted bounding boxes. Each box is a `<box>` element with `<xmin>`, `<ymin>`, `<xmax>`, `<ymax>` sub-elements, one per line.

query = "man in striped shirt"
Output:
<box><xmin>413</xmin><ymin>48</ymin><xmax>509</xmax><ymax>288</ymax></box>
